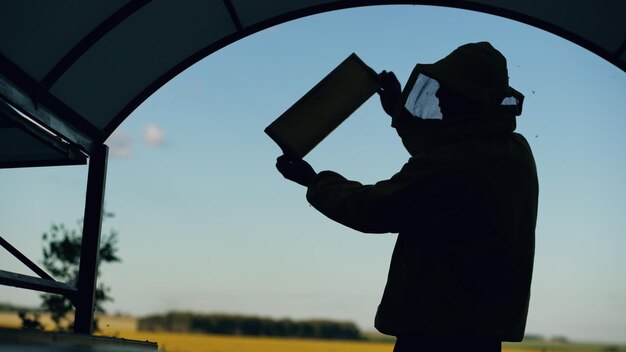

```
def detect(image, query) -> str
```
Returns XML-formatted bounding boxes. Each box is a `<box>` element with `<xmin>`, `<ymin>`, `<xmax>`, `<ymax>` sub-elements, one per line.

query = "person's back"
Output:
<box><xmin>370</xmin><ymin>131</ymin><xmax>537</xmax><ymax>340</ymax></box>
<box><xmin>276</xmin><ymin>42</ymin><xmax>538</xmax><ymax>352</ymax></box>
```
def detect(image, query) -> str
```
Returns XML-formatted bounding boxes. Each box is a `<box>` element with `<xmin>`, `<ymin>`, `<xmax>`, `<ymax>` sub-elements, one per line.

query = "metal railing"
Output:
<box><xmin>0</xmin><ymin>144</ymin><xmax>109</xmax><ymax>335</ymax></box>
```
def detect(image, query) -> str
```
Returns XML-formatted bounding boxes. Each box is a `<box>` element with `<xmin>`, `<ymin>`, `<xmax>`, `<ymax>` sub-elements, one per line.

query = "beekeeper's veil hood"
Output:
<box><xmin>392</xmin><ymin>42</ymin><xmax>524</xmax><ymax>155</ymax></box>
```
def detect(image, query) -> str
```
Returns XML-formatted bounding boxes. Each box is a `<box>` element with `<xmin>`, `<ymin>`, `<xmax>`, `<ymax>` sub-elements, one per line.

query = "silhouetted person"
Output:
<box><xmin>276</xmin><ymin>42</ymin><xmax>538</xmax><ymax>352</ymax></box>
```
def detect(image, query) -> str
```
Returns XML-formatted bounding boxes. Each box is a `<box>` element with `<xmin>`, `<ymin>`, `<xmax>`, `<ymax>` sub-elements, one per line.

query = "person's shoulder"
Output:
<box><xmin>417</xmin><ymin>133</ymin><xmax>527</xmax><ymax>166</ymax></box>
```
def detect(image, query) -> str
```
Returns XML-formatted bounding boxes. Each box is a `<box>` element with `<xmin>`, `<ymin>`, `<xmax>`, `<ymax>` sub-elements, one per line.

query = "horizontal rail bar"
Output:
<box><xmin>0</xmin><ymin>269</ymin><xmax>76</xmax><ymax>301</ymax></box>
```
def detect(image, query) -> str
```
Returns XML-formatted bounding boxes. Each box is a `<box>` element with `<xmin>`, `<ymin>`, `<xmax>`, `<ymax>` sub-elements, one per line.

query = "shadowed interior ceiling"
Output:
<box><xmin>1</xmin><ymin>0</ymin><xmax>624</xmax><ymax>168</ymax></box>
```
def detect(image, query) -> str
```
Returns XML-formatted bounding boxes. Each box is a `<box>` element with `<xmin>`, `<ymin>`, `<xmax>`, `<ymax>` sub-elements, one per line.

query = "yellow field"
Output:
<box><xmin>0</xmin><ymin>312</ymin><xmax>534</xmax><ymax>352</ymax></box>
<box><xmin>115</xmin><ymin>331</ymin><xmax>395</xmax><ymax>352</ymax></box>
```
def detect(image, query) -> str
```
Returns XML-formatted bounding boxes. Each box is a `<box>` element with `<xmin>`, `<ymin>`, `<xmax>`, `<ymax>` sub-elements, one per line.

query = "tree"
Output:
<box><xmin>26</xmin><ymin>212</ymin><xmax>121</xmax><ymax>331</ymax></box>
<box><xmin>18</xmin><ymin>311</ymin><xmax>44</xmax><ymax>330</ymax></box>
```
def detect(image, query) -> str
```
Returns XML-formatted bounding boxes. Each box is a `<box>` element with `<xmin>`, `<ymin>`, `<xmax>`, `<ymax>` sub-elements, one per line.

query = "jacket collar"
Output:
<box><xmin>392</xmin><ymin>112</ymin><xmax>516</xmax><ymax>155</ymax></box>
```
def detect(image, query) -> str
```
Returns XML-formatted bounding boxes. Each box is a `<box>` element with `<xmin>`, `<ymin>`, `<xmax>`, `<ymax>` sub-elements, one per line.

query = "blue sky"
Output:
<box><xmin>1</xmin><ymin>5</ymin><xmax>626</xmax><ymax>344</ymax></box>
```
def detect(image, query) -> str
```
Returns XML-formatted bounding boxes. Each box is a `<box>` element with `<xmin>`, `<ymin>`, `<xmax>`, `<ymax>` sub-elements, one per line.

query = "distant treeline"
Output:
<box><xmin>0</xmin><ymin>302</ymin><xmax>36</xmax><ymax>312</ymax></box>
<box><xmin>138</xmin><ymin>312</ymin><xmax>362</xmax><ymax>340</ymax></box>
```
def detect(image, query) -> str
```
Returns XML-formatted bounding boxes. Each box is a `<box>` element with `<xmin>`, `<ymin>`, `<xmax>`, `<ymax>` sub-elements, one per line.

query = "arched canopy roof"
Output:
<box><xmin>1</xmin><ymin>0</ymin><xmax>625</xmax><ymax>168</ymax></box>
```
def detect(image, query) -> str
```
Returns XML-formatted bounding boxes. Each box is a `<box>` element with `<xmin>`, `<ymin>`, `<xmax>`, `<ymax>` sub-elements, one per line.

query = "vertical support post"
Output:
<box><xmin>74</xmin><ymin>144</ymin><xmax>108</xmax><ymax>334</ymax></box>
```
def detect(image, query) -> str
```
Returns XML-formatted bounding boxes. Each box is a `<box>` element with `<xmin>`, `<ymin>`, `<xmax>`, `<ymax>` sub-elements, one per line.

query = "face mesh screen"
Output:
<box><xmin>404</xmin><ymin>74</ymin><xmax>443</xmax><ymax>120</ymax></box>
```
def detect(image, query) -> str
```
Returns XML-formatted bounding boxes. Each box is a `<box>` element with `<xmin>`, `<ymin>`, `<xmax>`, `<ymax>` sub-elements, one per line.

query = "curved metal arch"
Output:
<box><xmin>100</xmin><ymin>0</ymin><xmax>625</xmax><ymax>137</ymax></box>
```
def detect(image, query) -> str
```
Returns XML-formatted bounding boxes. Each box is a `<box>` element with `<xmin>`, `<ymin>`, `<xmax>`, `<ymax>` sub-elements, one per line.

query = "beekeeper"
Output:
<box><xmin>276</xmin><ymin>42</ymin><xmax>538</xmax><ymax>352</ymax></box>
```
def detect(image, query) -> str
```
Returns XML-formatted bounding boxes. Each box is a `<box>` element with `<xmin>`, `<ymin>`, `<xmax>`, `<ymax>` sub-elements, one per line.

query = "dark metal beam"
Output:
<box><xmin>0</xmin><ymin>70</ymin><xmax>100</xmax><ymax>153</ymax></box>
<box><xmin>0</xmin><ymin>96</ymin><xmax>87</xmax><ymax>168</ymax></box>
<box><xmin>74</xmin><ymin>145</ymin><xmax>108</xmax><ymax>335</ymax></box>
<box><xmin>0</xmin><ymin>270</ymin><xmax>76</xmax><ymax>299</ymax></box>
<box><xmin>0</xmin><ymin>97</ymin><xmax>70</xmax><ymax>156</ymax></box>
<box><xmin>615</xmin><ymin>39</ymin><xmax>626</xmax><ymax>60</ymax></box>
<box><xmin>0</xmin><ymin>235</ymin><xmax>54</xmax><ymax>281</ymax></box>
<box><xmin>222</xmin><ymin>0</ymin><xmax>244</xmax><ymax>32</ymax></box>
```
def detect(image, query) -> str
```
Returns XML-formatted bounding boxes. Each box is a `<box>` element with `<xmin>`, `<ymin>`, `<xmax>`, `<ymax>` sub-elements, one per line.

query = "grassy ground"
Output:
<box><xmin>1</xmin><ymin>312</ymin><xmax>624</xmax><ymax>352</ymax></box>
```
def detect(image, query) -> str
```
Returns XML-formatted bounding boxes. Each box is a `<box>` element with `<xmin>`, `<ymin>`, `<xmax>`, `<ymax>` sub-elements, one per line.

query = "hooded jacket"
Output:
<box><xmin>305</xmin><ymin>42</ymin><xmax>538</xmax><ymax>341</ymax></box>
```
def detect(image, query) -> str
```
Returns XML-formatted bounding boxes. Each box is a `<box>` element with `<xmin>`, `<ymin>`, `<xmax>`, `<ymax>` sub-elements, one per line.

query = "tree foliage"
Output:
<box><xmin>22</xmin><ymin>212</ymin><xmax>121</xmax><ymax>331</ymax></box>
<box><xmin>18</xmin><ymin>311</ymin><xmax>44</xmax><ymax>330</ymax></box>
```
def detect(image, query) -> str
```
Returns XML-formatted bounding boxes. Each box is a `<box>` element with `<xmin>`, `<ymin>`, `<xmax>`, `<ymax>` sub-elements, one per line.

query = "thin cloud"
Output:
<box><xmin>105</xmin><ymin>130</ymin><xmax>133</xmax><ymax>157</ymax></box>
<box><xmin>144</xmin><ymin>123</ymin><xmax>165</xmax><ymax>147</ymax></box>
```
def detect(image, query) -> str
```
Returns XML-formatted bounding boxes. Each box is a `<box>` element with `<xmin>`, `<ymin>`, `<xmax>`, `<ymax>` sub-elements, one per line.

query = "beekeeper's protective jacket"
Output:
<box><xmin>306</xmin><ymin>42</ymin><xmax>538</xmax><ymax>341</ymax></box>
